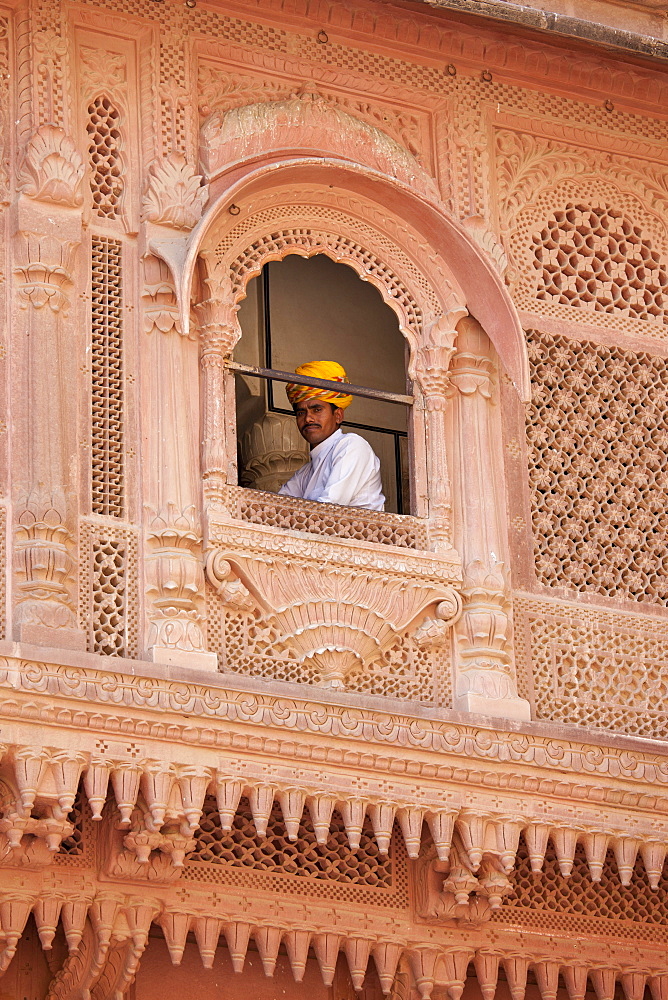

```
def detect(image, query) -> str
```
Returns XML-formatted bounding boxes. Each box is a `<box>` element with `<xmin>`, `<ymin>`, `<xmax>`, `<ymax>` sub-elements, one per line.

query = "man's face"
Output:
<box><xmin>294</xmin><ymin>397</ymin><xmax>343</xmax><ymax>447</ymax></box>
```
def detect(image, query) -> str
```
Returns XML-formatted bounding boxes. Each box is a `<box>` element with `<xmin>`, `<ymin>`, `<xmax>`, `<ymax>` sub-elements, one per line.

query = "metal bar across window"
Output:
<box><xmin>226</xmin><ymin>361</ymin><xmax>414</xmax><ymax>407</ymax></box>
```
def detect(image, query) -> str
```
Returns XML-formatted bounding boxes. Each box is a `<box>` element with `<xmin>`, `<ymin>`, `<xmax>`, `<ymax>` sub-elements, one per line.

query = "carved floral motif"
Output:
<box><xmin>14</xmin><ymin>233</ymin><xmax>78</xmax><ymax>314</ymax></box>
<box><xmin>13</xmin><ymin>490</ymin><xmax>78</xmax><ymax>633</ymax></box>
<box><xmin>17</xmin><ymin>125</ymin><xmax>85</xmax><ymax>207</ymax></box>
<box><xmin>142</xmin><ymin>153</ymin><xmax>208</xmax><ymax>230</ymax></box>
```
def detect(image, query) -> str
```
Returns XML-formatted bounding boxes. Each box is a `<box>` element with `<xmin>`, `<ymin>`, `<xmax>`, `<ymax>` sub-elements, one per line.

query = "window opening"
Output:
<box><xmin>234</xmin><ymin>256</ymin><xmax>411</xmax><ymax>514</ymax></box>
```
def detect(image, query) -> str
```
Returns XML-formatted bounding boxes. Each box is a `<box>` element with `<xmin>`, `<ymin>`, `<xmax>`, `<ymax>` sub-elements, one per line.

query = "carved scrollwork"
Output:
<box><xmin>205</xmin><ymin>536</ymin><xmax>462</xmax><ymax>689</ymax></box>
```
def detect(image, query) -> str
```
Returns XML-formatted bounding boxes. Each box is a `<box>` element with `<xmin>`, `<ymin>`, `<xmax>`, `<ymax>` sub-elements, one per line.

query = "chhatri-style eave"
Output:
<box><xmin>2</xmin><ymin>643</ymin><xmax>668</xmax><ymax>876</ymax></box>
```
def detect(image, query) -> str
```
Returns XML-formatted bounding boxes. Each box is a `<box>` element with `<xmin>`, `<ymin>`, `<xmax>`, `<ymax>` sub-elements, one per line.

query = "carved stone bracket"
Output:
<box><xmin>205</xmin><ymin>531</ymin><xmax>462</xmax><ymax>690</ymax></box>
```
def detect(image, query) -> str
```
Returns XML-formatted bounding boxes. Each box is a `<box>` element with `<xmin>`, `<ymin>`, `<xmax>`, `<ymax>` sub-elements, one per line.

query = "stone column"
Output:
<box><xmin>11</xmin><ymin>126</ymin><xmax>86</xmax><ymax>650</ymax></box>
<box><xmin>140</xmin><ymin>156</ymin><xmax>216</xmax><ymax>670</ymax></box>
<box><xmin>447</xmin><ymin>316</ymin><xmax>530</xmax><ymax>721</ymax></box>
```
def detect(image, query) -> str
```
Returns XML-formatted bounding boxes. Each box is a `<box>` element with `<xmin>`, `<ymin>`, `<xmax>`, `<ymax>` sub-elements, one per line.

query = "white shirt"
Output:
<box><xmin>278</xmin><ymin>429</ymin><xmax>385</xmax><ymax>511</ymax></box>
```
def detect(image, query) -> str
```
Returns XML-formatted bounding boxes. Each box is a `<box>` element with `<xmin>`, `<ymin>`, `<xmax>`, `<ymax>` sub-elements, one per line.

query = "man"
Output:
<box><xmin>278</xmin><ymin>360</ymin><xmax>385</xmax><ymax>511</ymax></box>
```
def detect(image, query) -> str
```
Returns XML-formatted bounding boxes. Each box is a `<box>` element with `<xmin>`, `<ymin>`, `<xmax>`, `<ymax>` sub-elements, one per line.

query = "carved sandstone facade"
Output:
<box><xmin>1</xmin><ymin>0</ymin><xmax>668</xmax><ymax>997</ymax></box>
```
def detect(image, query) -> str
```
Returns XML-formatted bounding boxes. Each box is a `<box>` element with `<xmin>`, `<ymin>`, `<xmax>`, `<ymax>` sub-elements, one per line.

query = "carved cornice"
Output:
<box><xmin>0</xmin><ymin>654</ymin><xmax>668</xmax><ymax>802</ymax></box>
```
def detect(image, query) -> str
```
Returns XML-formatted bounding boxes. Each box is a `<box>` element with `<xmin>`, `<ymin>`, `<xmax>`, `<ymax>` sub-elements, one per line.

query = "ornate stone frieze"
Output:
<box><xmin>142</xmin><ymin>153</ymin><xmax>208</xmax><ymax>231</ymax></box>
<box><xmin>17</xmin><ymin>125</ymin><xmax>85</xmax><ymax>207</ymax></box>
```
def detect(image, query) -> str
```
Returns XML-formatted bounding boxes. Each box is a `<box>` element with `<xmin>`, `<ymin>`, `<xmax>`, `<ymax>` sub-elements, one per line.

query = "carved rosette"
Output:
<box><xmin>145</xmin><ymin>505</ymin><xmax>208</xmax><ymax>656</ymax></box>
<box><xmin>205</xmin><ymin>542</ymin><xmax>462</xmax><ymax>690</ymax></box>
<box><xmin>13</xmin><ymin>491</ymin><xmax>78</xmax><ymax>634</ymax></box>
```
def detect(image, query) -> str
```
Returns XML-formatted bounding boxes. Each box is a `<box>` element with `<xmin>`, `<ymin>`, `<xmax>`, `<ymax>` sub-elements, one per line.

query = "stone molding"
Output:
<box><xmin>0</xmin><ymin>652</ymin><xmax>667</xmax><ymax>798</ymax></box>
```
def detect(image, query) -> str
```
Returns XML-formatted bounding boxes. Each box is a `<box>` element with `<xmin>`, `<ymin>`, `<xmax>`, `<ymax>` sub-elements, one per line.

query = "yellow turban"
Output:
<box><xmin>285</xmin><ymin>361</ymin><xmax>353</xmax><ymax>410</ymax></box>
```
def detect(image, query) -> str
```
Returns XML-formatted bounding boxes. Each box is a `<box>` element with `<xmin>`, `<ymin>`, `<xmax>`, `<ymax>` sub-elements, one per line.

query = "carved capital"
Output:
<box><xmin>18</xmin><ymin>125</ymin><xmax>85</xmax><ymax>207</ymax></box>
<box><xmin>142</xmin><ymin>255</ymin><xmax>181</xmax><ymax>335</ymax></box>
<box><xmin>449</xmin><ymin>351</ymin><xmax>495</xmax><ymax>399</ymax></box>
<box><xmin>145</xmin><ymin>504</ymin><xmax>207</xmax><ymax>655</ymax></box>
<box><xmin>13</xmin><ymin>490</ymin><xmax>78</xmax><ymax>632</ymax></box>
<box><xmin>14</xmin><ymin>232</ymin><xmax>78</xmax><ymax>313</ymax></box>
<box><xmin>416</xmin><ymin>315</ymin><xmax>459</xmax><ymax>404</ymax></box>
<box><xmin>142</xmin><ymin>153</ymin><xmax>208</xmax><ymax>231</ymax></box>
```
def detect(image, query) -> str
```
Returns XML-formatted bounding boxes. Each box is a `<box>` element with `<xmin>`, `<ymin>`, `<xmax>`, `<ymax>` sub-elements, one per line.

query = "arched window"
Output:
<box><xmin>234</xmin><ymin>254</ymin><xmax>411</xmax><ymax>514</ymax></box>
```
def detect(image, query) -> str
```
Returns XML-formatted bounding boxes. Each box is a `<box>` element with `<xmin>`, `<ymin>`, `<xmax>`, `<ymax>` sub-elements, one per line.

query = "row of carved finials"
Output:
<box><xmin>1</xmin><ymin>747</ymin><xmax>667</xmax><ymax>891</ymax></box>
<box><xmin>3</xmin><ymin>889</ymin><xmax>668</xmax><ymax>999</ymax></box>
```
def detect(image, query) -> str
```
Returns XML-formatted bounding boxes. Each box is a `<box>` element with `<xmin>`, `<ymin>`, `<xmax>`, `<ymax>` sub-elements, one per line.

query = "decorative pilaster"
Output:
<box><xmin>416</xmin><ymin>314</ymin><xmax>461</xmax><ymax>555</ymax></box>
<box><xmin>195</xmin><ymin>258</ymin><xmax>241</xmax><ymax>504</ymax></box>
<box><xmin>447</xmin><ymin>316</ymin><xmax>530</xmax><ymax>722</ymax></box>
<box><xmin>11</xmin><ymin>126</ymin><xmax>86</xmax><ymax>649</ymax></box>
<box><xmin>141</xmin><ymin>254</ymin><xmax>215</xmax><ymax>671</ymax></box>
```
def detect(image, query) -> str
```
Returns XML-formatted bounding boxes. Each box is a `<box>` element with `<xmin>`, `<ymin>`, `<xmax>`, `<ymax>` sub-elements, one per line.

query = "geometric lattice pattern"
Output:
<box><xmin>496</xmin><ymin>837</ymin><xmax>668</xmax><ymax>944</ymax></box>
<box><xmin>206</xmin><ymin>586</ymin><xmax>449</xmax><ymax>706</ymax></box>
<box><xmin>227</xmin><ymin>486</ymin><xmax>427</xmax><ymax>549</ymax></box>
<box><xmin>91</xmin><ymin>539</ymin><xmax>126</xmax><ymax>656</ymax></box>
<box><xmin>526</xmin><ymin>328</ymin><xmax>668</xmax><ymax>604</ymax></box>
<box><xmin>514</xmin><ymin>593</ymin><xmax>668</xmax><ymax>739</ymax></box>
<box><xmin>87</xmin><ymin>95</ymin><xmax>124</xmax><ymax>218</ymax></box>
<box><xmin>188</xmin><ymin>796</ymin><xmax>393</xmax><ymax>888</ymax></box>
<box><xmin>532</xmin><ymin>205</ymin><xmax>668</xmax><ymax>324</ymax></box>
<box><xmin>91</xmin><ymin>237</ymin><xmax>124</xmax><ymax>518</ymax></box>
<box><xmin>79</xmin><ymin>520</ymin><xmax>139</xmax><ymax>660</ymax></box>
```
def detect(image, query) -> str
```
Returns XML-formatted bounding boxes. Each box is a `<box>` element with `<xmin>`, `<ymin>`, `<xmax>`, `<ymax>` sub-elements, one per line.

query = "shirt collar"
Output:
<box><xmin>310</xmin><ymin>427</ymin><xmax>342</xmax><ymax>461</ymax></box>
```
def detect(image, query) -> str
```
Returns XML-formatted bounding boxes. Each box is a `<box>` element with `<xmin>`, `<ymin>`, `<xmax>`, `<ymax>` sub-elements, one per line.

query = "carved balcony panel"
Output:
<box><xmin>205</xmin><ymin>490</ymin><xmax>461</xmax><ymax>690</ymax></box>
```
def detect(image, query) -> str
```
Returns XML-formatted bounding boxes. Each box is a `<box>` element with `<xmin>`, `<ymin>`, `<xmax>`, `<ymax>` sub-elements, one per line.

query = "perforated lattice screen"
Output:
<box><xmin>526</xmin><ymin>328</ymin><xmax>668</xmax><ymax>604</ymax></box>
<box><xmin>91</xmin><ymin>237</ymin><xmax>124</xmax><ymax>518</ymax></box>
<box><xmin>87</xmin><ymin>95</ymin><xmax>124</xmax><ymax>219</ymax></box>
<box><xmin>532</xmin><ymin>205</ymin><xmax>668</xmax><ymax>324</ymax></box>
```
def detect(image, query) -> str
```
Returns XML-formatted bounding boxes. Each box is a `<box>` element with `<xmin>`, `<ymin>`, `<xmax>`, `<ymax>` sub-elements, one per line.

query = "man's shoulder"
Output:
<box><xmin>336</xmin><ymin>431</ymin><xmax>373</xmax><ymax>453</ymax></box>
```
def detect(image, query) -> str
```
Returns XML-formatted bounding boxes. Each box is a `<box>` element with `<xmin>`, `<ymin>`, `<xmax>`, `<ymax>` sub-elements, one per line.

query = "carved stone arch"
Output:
<box><xmin>156</xmin><ymin>160</ymin><xmax>529</xmax><ymax>400</ymax></box>
<box><xmin>200</xmin><ymin>90</ymin><xmax>439</xmax><ymax>202</ymax></box>
<box><xmin>200</xmin><ymin>186</ymin><xmax>448</xmax><ymax>369</ymax></box>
